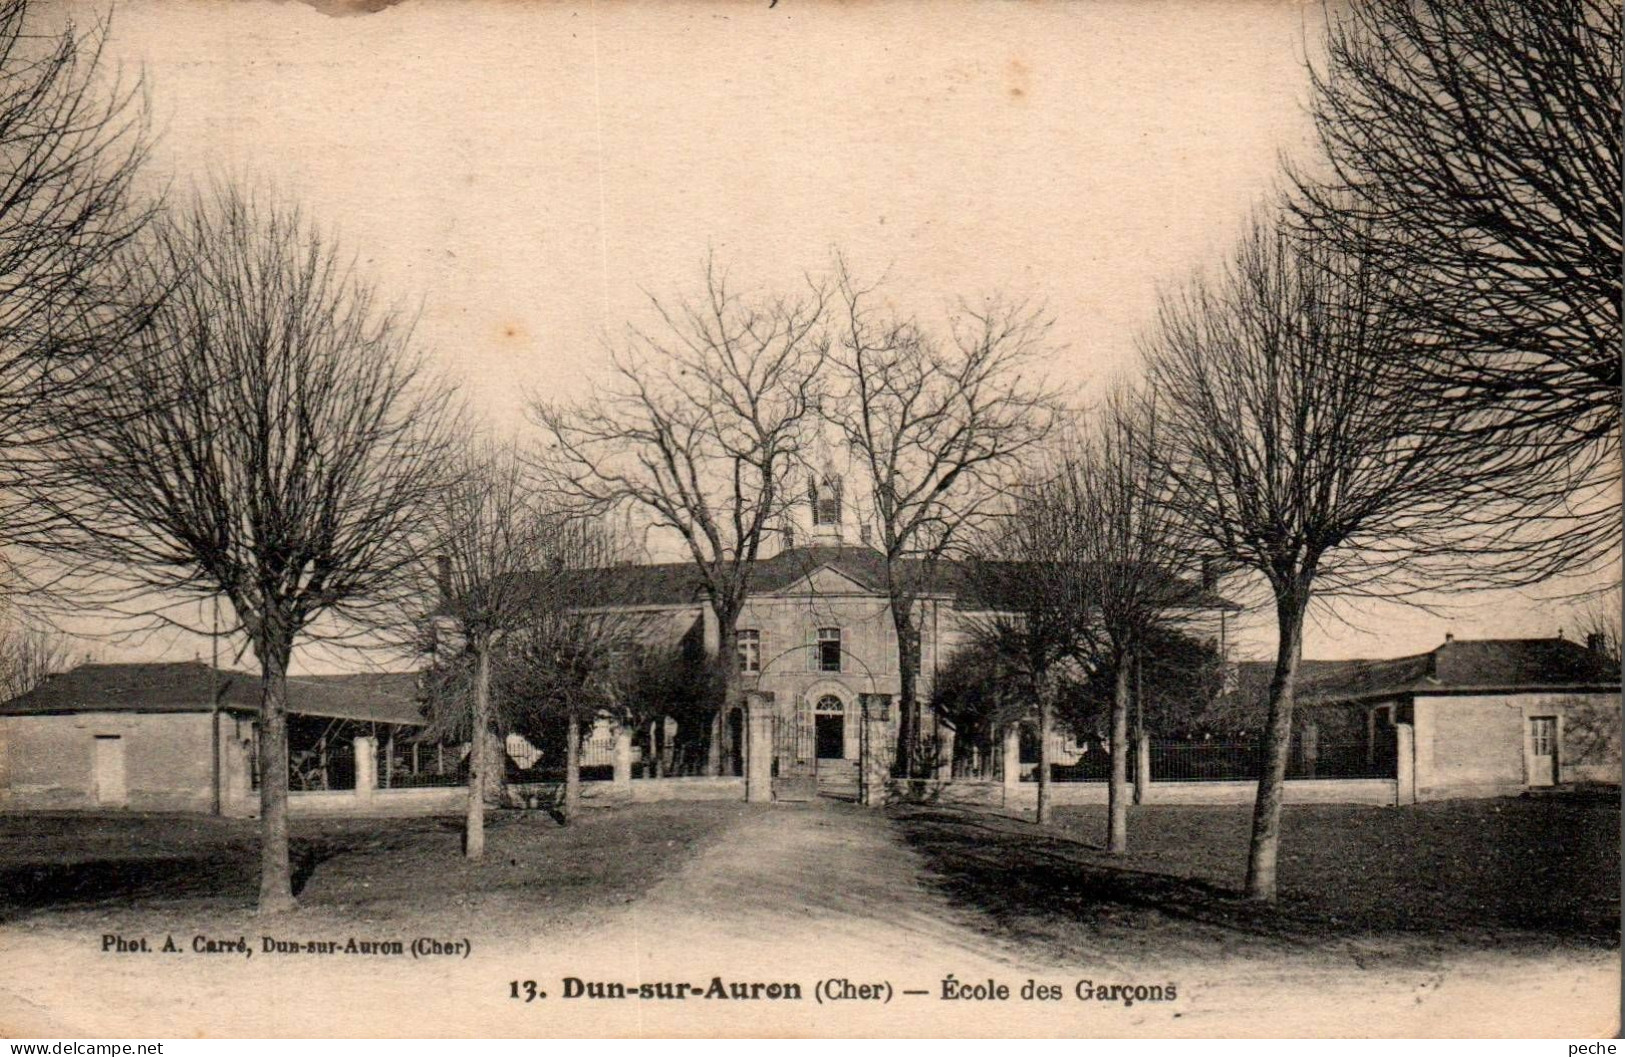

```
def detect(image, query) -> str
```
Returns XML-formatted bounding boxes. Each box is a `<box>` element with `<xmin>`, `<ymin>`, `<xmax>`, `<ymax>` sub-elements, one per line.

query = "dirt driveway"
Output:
<box><xmin>1</xmin><ymin>800</ymin><xmax>1616</xmax><ymax>1037</ymax></box>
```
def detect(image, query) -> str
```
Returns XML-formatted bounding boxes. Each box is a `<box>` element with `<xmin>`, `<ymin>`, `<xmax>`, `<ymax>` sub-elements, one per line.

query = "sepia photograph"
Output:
<box><xmin>0</xmin><ymin>0</ymin><xmax>1617</xmax><ymax>1040</ymax></box>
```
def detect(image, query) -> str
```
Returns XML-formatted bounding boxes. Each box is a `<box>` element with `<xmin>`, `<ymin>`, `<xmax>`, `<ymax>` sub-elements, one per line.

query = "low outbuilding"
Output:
<box><xmin>1285</xmin><ymin>635</ymin><xmax>1620</xmax><ymax>800</ymax></box>
<box><xmin>0</xmin><ymin>661</ymin><xmax>426</xmax><ymax>814</ymax></box>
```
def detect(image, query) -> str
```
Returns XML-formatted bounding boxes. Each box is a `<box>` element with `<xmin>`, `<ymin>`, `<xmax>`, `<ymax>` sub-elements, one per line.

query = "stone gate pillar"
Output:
<box><xmin>1001</xmin><ymin>723</ymin><xmax>1021</xmax><ymax>798</ymax></box>
<box><xmin>745</xmin><ymin>691</ymin><xmax>775</xmax><ymax>804</ymax></box>
<box><xmin>1396</xmin><ymin>722</ymin><xmax>1416</xmax><ymax>805</ymax></box>
<box><xmin>935</xmin><ymin>723</ymin><xmax>956</xmax><ymax>780</ymax></box>
<box><xmin>611</xmin><ymin>723</ymin><xmax>633</xmax><ymax>800</ymax></box>
<box><xmin>353</xmin><ymin>735</ymin><xmax>377</xmax><ymax>801</ymax></box>
<box><xmin>859</xmin><ymin>694</ymin><xmax>893</xmax><ymax>807</ymax></box>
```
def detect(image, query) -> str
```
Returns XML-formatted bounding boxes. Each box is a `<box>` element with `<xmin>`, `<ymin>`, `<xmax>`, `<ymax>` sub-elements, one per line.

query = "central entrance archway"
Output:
<box><xmin>814</xmin><ymin>694</ymin><xmax>845</xmax><ymax>760</ymax></box>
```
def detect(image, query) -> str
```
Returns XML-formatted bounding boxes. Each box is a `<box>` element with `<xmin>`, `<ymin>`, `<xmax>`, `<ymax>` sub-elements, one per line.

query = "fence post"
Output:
<box><xmin>1002</xmin><ymin>724</ymin><xmax>1021</xmax><ymax>801</ymax></box>
<box><xmin>1395</xmin><ymin>722</ymin><xmax>1416</xmax><ymax>805</ymax></box>
<box><xmin>745</xmin><ymin>691</ymin><xmax>775</xmax><ymax>804</ymax></box>
<box><xmin>1134</xmin><ymin>732</ymin><xmax>1150</xmax><ymax>804</ymax></box>
<box><xmin>353</xmin><ymin>735</ymin><xmax>377</xmax><ymax>801</ymax></box>
<box><xmin>1302</xmin><ymin>719</ymin><xmax>1319</xmax><ymax>779</ymax></box>
<box><xmin>859</xmin><ymin>694</ymin><xmax>894</xmax><ymax>806</ymax></box>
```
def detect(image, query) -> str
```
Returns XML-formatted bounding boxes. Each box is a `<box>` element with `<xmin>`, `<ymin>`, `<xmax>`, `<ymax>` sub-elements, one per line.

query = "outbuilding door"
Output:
<box><xmin>93</xmin><ymin>735</ymin><xmax>128</xmax><ymax>806</ymax></box>
<box><xmin>1526</xmin><ymin>716</ymin><xmax>1558</xmax><ymax>787</ymax></box>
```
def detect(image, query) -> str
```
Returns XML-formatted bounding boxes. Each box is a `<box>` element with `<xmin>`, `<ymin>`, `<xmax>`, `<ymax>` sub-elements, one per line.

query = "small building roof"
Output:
<box><xmin>0</xmin><ymin>661</ymin><xmax>426</xmax><ymax>726</ymax></box>
<box><xmin>282</xmin><ymin>672</ymin><xmax>427</xmax><ymax>725</ymax></box>
<box><xmin>1238</xmin><ymin>636</ymin><xmax>1621</xmax><ymax>707</ymax></box>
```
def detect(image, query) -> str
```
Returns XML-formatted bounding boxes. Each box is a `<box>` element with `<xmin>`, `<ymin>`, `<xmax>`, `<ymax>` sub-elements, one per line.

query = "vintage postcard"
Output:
<box><xmin>0</xmin><ymin>0</ymin><xmax>1618</xmax><ymax>1040</ymax></box>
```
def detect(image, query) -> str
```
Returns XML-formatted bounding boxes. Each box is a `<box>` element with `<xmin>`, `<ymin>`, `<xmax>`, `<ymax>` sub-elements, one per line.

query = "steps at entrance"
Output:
<box><xmin>817</xmin><ymin>758</ymin><xmax>860</xmax><ymax>799</ymax></box>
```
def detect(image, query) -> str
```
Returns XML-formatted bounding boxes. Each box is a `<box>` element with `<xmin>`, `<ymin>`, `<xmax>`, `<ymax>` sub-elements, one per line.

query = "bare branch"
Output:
<box><xmin>1293</xmin><ymin>0</ymin><xmax>1621</xmax><ymax>576</ymax></box>
<box><xmin>25</xmin><ymin>182</ymin><xmax>459</xmax><ymax>910</ymax></box>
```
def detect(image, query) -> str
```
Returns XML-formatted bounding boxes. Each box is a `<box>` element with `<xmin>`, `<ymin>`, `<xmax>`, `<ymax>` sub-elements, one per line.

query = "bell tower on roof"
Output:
<box><xmin>807</xmin><ymin>466</ymin><xmax>845</xmax><ymax>546</ymax></box>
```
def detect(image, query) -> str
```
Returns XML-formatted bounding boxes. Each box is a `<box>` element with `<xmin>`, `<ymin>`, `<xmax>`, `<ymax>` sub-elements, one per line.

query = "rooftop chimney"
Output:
<box><xmin>1443</xmin><ymin>632</ymin><xmax>1454</xmax><ymax>644</ymax></box>
<box><xmin>1200</xmin><ymin>557</ymin><xmax>1217</xmax><ymax>592</ymax></box>
<box><xmin>1587</xmin><ymin>631</ymin><xmax>1607</xmax><ymax>655</ymax></box>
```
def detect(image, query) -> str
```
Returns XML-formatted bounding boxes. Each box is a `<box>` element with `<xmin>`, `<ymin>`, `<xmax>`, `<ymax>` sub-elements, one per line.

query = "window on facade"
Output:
<box><xmin>818</xmin><ymin>627</ymin><xmax>842</xmax><ymax>672</ymax></box>
<box><xmin>810</xmin><ymin>477</ymin><xmax>842</xmax><ymax>526</ymax></box>
<box><xmin>906</xmin><ymin>626</ymin><xmax>922</xmax><ymax>674</ymax></box>
<box><xmin>737</xmin><ymin>629</ymin><xmax>761</xmax><ymax>673</ymax></box>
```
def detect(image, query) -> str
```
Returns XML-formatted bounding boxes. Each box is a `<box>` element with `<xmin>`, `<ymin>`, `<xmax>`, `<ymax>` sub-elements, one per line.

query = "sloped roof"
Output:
<box><xmin>282</xmin><ymin>672</ymin><xmax>426</xmax><ymax>725</ymax></box>
<box><xmin>753</xmin><ymin>546</ymin><xmax>894</xmax><ymax>594</ymax></box>
<box><xmin>0</xmin><ymin>661</ymin><xmax>427</xmax><ymax>726</ymax></box>
<box><xmin>947</xmin><ymin>559</ymin><xmax>1238</xmax><ymax>613</ymax></box>
<box><xmin>1237</xmin><ymin>637</ymin><xmax>1621</xmax><ymax>707</ymax></box>
<box><xmin>515</xmin><ymin>545</ymin><xmax>1236</xmax><ymax>612</ymax></box>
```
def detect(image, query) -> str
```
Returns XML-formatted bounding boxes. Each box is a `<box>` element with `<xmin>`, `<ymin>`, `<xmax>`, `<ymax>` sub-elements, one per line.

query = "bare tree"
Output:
<box><xmin>1560</xmin><ymin>596</ymin><xmax>1621</xmax><ymax>775</ymax></box>
<box><xmin>0</xmin><ymin>616</ymin><xmax>75</xmax><ymax>699</ymax></box>
<box><xmin>1295</xmin><ymin>0</ymin><xmax>1621</xmax><ymax>576</ymax></box>
<box><xmin>960</xmin><ymin>472</ymin><xmax>1094</xmax><ymax>825</ymax></box>
<box><xmin>825</xmin><ymin>262</ymin><xmax>1058</xmax><ymax>777</ymax></box>
<box><xmin>420</xmin><ymin>441</ymin><xmax>556</xmax><ymax>859</ymax></box>
<box><xmin>1576</xmin><ymin>590</ymin><xmax>1621</xmax><ymax>666</ymax></box>
<box><xmin>1146</xmin><ymin>216</ymin><xmax>1492</xmax><ymax>900</ymax></box>
<box><xmin>31</xmin><ymin>185</ymin><xmax>458</xmax><ymax>912</ymax></box>
<box><xmin>497</xmin><ymin>592</ymin><xmax>647</xmax><ymax>824</ymax></box>
<box><xmin>1056</xmin><ymin>391</ymin><xmax>1202</xmax><ymax>853</ymax></box>
<box><xmin>534</xmin><ymin>259</ymin><xmax>828</xmax><ymax>772</ymax></box>
<box><xmin>0</xmin><ymin>0</ymin><xmax>156</xmax><ymax>558</ymax></box>
<box><xmin>422</xmin><ymin>507</ymin><xmax>632</xmax><ymax>831</ymax></box>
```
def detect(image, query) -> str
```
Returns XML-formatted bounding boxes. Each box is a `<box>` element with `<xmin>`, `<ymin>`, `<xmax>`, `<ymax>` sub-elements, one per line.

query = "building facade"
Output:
<box><xmin>586</xmin><ymin>476</ymin><xmax>1233</xmax><ymax>798</ymax></box>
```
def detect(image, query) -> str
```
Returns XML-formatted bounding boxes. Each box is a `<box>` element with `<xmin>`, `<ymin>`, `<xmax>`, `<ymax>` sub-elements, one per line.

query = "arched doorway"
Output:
<box><xmin>814</xmin><ymin>694</ymin><xmax>845</xmax><ymax>760</ymax></box>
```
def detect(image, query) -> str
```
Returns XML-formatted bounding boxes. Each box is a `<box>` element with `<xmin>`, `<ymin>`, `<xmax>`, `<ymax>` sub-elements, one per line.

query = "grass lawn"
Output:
<box><xmin>891</xmin><ymin>794</ymin><xmax>1620</xmax><ymax>965</ymax></box>
<box><xmin>0</xmin><ymin>802</ymin><xmax>749</xmax><ymax>937</ymax></box>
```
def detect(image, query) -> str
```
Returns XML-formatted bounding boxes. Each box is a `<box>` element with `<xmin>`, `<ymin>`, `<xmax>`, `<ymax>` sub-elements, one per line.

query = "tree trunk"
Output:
<box><xmin>465</xmin><ymin>640</ymin><xmax>491</xmax><ymax>860</ymax></box>
<box><xmin>256</xmin><ymin>646</ymin><xmax>296</xmax><ymax>913</ymax></box>
<box><xmin>1107</xmin><ymin>655</ymin><xmax>1131</xmax><ymax>854</ymax></box>
<box><xmin>706</xmin><ymin>710</ymin><xmax>724</xmax><ymax>776</ymax></box>
<box><xmin>562</xmin><ymin>710</ymin><xmax>582</xmax><ymax>824</ymax></box>
<box><xmin>714</xmin><ymin>614</ymin><xmax>741</xmax><ymax>777</ymax></box>
<box><xmin>1036</xmin><ymin>676</ymin><xmax>1053</xmax><ymax>825</ymax></box>
<box><xmin>1246</xmin><ymin>592</ymin><xmax>1307</xmax><ymax>901</ymax></box>
<box><xmin>893</xmin><ymin>601</ymin><xmax>920</xmax><ymax>778</ymax></box>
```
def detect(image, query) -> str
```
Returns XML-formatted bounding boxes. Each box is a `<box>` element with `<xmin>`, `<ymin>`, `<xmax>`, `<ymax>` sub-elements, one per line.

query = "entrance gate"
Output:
<box><xmin>772</xmin><ymin>704</ymin><xmax>819</xmax><ymax>801</ymax></box>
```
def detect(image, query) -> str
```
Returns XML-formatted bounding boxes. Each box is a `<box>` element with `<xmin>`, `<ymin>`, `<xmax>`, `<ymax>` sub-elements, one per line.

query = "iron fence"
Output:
<box><xmin>1151</xmin><ymin>736</ymin><xmax>1395</xmax><ymax>782</ymax></box>
<box><xmin>378</xmin><ymin>739</ymin><xmax>466</xmax><ymax>789</ymax></box>
<box><xmin>1031</xmin><ymin>732</ymin><xmax>1397</xmax><ymax>783</ymax></box>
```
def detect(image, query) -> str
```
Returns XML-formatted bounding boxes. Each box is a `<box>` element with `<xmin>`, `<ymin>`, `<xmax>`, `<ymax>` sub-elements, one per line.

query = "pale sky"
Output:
<box><xmin>39</xmin><ymin>0</ymin><xmax>1618</xmax><ymax>672</ymax></box>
